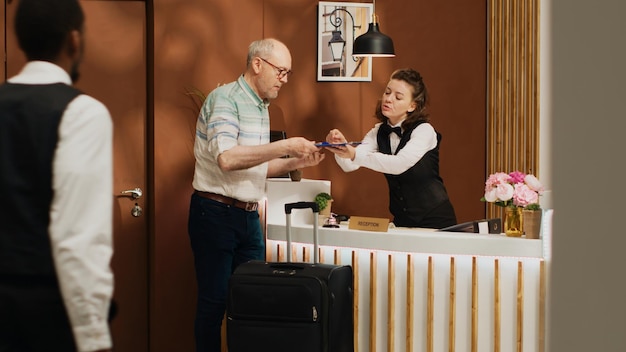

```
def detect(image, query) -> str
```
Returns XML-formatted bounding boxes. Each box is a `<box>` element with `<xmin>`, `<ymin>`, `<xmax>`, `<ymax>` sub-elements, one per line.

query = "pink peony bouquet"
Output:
<box><xmin>481</xmin><ymin>171</ymin><xmax>544</xmax><ymax>209</ymax></box>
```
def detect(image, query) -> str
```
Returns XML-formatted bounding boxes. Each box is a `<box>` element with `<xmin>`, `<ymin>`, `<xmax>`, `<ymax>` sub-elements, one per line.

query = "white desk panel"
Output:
<box><xmin>267</xmin><ymin>223</ymin><xmax>544</xmax><ymax>259</ymax></box>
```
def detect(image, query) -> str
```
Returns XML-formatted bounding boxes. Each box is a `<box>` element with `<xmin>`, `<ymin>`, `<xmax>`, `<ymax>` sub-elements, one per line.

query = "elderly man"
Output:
<box><xmin>187</xmin><ymin>38</ymin><xmax>324</xmax><ymax>351</ymax></box>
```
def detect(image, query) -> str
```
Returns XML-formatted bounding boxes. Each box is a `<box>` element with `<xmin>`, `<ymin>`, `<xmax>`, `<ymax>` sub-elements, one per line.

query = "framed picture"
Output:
<box><xmin>317</xmin><ymin>2</ymin><xmax>373</xmax><ymax>82</ymax></box>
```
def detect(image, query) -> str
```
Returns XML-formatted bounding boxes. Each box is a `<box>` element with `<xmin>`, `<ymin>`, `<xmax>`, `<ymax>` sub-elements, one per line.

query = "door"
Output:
<box><xmin>4</xmin><ymin>1</ymin><xmax>150</xmax><ymax>351</ymax></box>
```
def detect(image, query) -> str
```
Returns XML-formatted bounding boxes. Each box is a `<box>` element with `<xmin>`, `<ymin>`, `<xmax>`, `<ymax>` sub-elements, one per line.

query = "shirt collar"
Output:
<box><xmin>237</xmin><ymin>75</ymin><xmax>270</xmax><ymax>110</ymax></box>
<box><xmin>8</xmin><ymin>61</ymin><xmax>72</xmax><ymax>85</ymax></box>
<box><xmin>387</xmin><ymin>120</ymin><xmax>404</xmax><ymax>129</ymax></box>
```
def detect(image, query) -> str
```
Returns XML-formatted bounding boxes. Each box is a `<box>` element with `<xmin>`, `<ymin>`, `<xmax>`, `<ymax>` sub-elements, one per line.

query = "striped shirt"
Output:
<box><xmin>192</xmin><ymin>75</ymin><xmax>271</xmax><ymax>202</ymax></box>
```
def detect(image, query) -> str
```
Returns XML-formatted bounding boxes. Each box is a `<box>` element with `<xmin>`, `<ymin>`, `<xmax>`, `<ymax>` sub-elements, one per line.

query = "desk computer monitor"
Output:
<box><xmin>270</xmin><ymin>130</ymin><xmax>289</xmax><ymax>178</ymax></box>
<box><xmin>438</xmin><ymin>218</ymin><xmax>501</xmax><ymax>234</ymax></box>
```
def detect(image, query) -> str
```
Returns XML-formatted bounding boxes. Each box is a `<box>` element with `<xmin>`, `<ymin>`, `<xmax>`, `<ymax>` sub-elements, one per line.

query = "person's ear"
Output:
<box><xmin>67</xmin><ymin>30</ymin><xmax>82</xmax><ymax>59</ymax></box>
<box><xmin>408</xmin><ymin>101</ymin><xmax>417</xmax><ymax>113</ymax></box>
<box><xmin>252</xmin><ymin>57</ymin><xmax>264</xmax><ymax>74</ymax></box>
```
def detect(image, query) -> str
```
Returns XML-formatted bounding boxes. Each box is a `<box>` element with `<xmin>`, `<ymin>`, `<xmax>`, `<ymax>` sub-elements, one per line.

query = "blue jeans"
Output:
<box><xmin>187</xmin><ymin>193</ymin><xmax>265</xmax><ymax>352</ymax></box>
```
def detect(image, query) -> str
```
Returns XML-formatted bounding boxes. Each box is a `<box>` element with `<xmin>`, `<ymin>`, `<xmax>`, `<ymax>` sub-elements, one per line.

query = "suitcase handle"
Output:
<box><xmin>269</xmin><ymin>263</ymin><xmax>307</xmax><ymax>270</ymax></box>
<box><xmin>268</xmin><ymin>263</ymin><xmax>308</xmax><ymax>275</ymax></box>
<box><xmin>284</xmin><ymin>201</ymin><xmax>320</xmax><ymax>263</ymax></box>
<box><xmin>284</xmin><ymin>201</ymin><xmax>319</xmax><ymax>214</ymax></box>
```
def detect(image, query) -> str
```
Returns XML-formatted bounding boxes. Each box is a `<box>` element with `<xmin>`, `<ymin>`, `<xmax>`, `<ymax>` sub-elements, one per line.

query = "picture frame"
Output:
<box><xmin>317</xmin><ymin>2</ymin><xmax>373</xmax><ymax>82</ymax></box>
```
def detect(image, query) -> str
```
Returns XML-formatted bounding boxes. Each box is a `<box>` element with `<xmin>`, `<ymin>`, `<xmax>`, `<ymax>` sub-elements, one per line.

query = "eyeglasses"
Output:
<box><xmin>259</xmin><ymin>57</ymin><xmax>292</xmax><ymax>79</ymax></box>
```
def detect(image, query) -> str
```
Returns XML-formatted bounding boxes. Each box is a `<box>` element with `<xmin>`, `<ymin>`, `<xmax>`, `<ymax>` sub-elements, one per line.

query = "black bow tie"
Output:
<box><xmin>380</xmin><ymin>123</ymin><xmax>403</xmax><ymax>138</ymax></box>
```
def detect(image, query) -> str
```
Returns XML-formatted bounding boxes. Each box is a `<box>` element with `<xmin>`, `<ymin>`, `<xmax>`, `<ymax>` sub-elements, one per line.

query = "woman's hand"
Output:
<box><xmin>328</xmin><ymin>145</ymin><xmax>355</xmax><ymax>160</ymax></box>
<box><xmin>324</xmin><ymin>129</ymin><xmax>355</xmax><ymax>160</ymax></box>
<box><xmin>326</xmin><ymin>129</ymin><xmax>347</xmax><ymax>144</ymax></box>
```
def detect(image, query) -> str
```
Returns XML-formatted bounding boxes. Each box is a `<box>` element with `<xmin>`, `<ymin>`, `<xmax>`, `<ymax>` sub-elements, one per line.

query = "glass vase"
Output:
<box><xmin>504</xmin><ymin>206</ymin><xmax>523</xmax><ymax>237</ymax></box>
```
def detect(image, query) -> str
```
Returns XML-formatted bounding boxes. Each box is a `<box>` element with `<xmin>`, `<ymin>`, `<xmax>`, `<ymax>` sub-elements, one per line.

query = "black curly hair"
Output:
<box><xmin>14</xmin><ymin>0</ymin><xmax>84</xmax><ymax>61</ymax></box>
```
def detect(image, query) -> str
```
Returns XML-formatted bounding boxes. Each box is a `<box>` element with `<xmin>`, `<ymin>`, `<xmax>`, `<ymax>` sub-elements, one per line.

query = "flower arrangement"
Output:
<box><xmin>481</xmin><ymin>171</ymin><xmax>544</xmax><ymax>210</ymax></box>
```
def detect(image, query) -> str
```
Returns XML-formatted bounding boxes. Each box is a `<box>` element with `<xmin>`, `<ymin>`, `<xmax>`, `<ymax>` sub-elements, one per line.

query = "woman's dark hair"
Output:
<box><xmin>14</xmin><ymin>0</ymin><xmax>84</xmax><ymax>61</ymax></box>
<box><xmin>375</xmin><ymin>68</ymin><xmax>430</xmax><ymax>130</ymax></box>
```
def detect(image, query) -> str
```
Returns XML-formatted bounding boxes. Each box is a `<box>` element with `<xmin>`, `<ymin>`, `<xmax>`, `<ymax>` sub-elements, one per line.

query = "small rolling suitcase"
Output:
<box><xmin>227</xmin><ymin>201</ymin><xmax>354</xmax><ymax>352</ymax></box>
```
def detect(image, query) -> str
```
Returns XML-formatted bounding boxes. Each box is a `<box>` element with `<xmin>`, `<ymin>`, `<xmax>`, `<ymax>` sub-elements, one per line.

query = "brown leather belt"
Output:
<box><xmin>195</xmin><ymin>191</ymin><xmax>259</xmax><ymax>212</ymax></box>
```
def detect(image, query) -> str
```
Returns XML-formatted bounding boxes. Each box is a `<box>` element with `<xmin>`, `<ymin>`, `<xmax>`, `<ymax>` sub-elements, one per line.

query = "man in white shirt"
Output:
<box><xmin>0</xmin><ymin>0</ymin><xmax>114</xmax><ymax>351</ymax></box>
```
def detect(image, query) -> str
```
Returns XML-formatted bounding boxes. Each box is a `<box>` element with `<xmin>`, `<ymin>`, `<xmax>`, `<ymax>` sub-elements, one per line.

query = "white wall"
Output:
<box><xmin>549</xmin><ymin>1</ymin><xmax>626</xmax><ymax>351</ymax></box>
<box><xmin>539</xmin><ymin>0</ymin><xmax>552</xmax><ymax>210</ymax></box>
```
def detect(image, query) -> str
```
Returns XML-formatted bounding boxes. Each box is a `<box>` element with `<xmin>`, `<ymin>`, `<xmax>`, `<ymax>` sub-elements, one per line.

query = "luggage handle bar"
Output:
<box><xmin>284</xmin><ymin>202</ymin><xmax>319</xmax><ymax>263</ymax></box>
<box><xmin>285</xmin><ymin>201</ymin><xmax>319</xmax><ymax>214</ymax></box>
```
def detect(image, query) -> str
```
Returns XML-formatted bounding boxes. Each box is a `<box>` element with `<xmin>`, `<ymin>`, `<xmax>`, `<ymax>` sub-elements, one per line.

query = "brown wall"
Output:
<box><xmin>2</xmin><ymin>0</ymin><xmax>486</xmax><ymax>350</ymax></box>
<box><xmin>153</xmin><ymin>0</ymin><xmax>487</xmax><ymax>217</ymax></box>
<box><xmin>151</xmin><ymin>0</ymin><xmax>487</xmax><ymax>350</ymax></box>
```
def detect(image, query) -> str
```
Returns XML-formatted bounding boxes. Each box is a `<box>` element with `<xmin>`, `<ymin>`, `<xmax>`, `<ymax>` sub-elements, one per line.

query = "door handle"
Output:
<box><xmin>121</xmin><ymin>187</ymin><xmax>143</xmax><ymax>199</ymax></box>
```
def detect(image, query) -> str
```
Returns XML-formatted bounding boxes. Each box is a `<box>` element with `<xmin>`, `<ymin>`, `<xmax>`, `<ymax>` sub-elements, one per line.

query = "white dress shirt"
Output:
<box><xmin>9</xmin><ymin>61</ymin><xmax>114</xmax><ymax>352</ymax></box>
<box><xmin>335</xmin><ymin>122</ymin><xmax>438</xmax><ymax>175</ymax></box>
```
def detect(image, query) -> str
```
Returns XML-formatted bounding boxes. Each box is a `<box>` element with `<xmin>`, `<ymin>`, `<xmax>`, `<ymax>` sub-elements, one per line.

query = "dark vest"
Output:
<box><xmin>377</xmin><ymin>122</ymin><xmax>455</xmax><ymax>228</ymax></box>
<box><xmin>0</xmin><ymin>82</ymin><xmax>82</xmax><ymax>278</ymax></box>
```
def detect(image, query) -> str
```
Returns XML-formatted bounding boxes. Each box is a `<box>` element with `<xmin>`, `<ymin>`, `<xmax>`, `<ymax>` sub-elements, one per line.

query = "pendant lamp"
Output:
<box><xmin>352</xmin><ymin>0</ymin><xmax>395</xmax><ymax>57</ymax></box>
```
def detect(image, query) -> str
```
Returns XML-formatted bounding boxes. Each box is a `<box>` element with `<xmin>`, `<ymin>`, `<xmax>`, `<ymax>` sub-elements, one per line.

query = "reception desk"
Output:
<box><xmin>264</xmin><ymin>179</ymin><xmax>549</xmax><ymax>352</ymax></box>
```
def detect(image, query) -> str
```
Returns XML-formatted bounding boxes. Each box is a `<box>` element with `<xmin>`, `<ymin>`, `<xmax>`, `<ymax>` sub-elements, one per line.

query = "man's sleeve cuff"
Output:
<box><xmin>73</xmin><ymin>321</ymin><xmax>112</xmax><ymax>352</ymax></box>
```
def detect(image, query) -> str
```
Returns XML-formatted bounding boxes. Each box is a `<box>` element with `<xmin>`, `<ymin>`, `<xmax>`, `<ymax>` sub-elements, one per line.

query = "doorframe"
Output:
<box><xmin>145</xmin><ymin>0</ymin><xmax>157</xmax><ymax>350</ymax></box>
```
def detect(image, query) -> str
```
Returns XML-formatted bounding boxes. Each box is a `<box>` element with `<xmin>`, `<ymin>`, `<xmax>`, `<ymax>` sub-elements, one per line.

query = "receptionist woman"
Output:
<box><xmin>325</xmin><ymin>68</ymin><xmax>457</xmax><ymax>229</ymax></box>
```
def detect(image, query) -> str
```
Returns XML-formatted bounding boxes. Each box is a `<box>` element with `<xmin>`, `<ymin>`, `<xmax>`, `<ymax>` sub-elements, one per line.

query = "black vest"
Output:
<box><xmin>377</xmin><ymin>122</ymin><xmax>454</xmax><ymax>227</ymax></box>
<box><xmin>0</xmin><ymin>82</ymin><xmax>82</xmax><ymax>278</ymax></box>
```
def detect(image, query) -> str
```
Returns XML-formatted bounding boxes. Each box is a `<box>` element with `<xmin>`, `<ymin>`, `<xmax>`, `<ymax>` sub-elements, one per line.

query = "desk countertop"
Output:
<box><xmin>266</xmin><ymin>222</ymin><xmax>545</xmax><ymax>258</ymax></box>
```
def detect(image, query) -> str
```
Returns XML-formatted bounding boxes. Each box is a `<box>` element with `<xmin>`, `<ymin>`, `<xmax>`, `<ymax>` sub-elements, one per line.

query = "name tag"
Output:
<box><xmin>348</xmin><ymin>216</ymin><xmax>390</xmax><ymax>232</ymax></box>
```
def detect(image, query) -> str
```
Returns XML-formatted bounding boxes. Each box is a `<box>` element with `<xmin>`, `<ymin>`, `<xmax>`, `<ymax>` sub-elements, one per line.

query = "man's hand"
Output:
<box><xmin>296</xmin><ymin>151</ymin><xmax>326</xmax><ymax>168</ymax></box>
<box><xmin>267</xmin><ymin>150</ymin><xmax>325</xmax><ymax>177</ymax></box>
<box><xmin>285</xmin><ymin>137</ymin><xmax>320</xmax><ymax>158</ymax></box>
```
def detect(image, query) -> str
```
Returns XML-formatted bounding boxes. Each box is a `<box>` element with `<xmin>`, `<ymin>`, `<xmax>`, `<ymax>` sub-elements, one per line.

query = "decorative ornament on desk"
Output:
<box><xmin>481</xmin><ymin>171</ymin><xmax>544</xmax><ymax>237</ymax></box>
<box><xmin>289</xmin><ymin>169</ymin><xmax>303</xmax><ymax>182</ymax></box>
<box><xmin>323</xmin><ymin>213</ymin><xmax>340</xmax><ymax>228</ymax></box>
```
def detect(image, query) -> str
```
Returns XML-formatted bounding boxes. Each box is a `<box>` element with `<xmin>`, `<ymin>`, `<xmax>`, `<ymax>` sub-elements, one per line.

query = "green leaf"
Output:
<box><xmin>314</xmin><ymin>192</ymin><xmax>332</xmax><ymax>210</ymax></box>
<box><xmin>525</xmin><ymin>203</ymin><xmax>541</xmax><ymax>211</ymax></box>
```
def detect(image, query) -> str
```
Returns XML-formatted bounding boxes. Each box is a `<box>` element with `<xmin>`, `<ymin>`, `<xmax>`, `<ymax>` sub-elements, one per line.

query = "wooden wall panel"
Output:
<box><xmin>487</xmin><ymin>0</ymin><xmax>540</xmax><ymax>219</ymax></box>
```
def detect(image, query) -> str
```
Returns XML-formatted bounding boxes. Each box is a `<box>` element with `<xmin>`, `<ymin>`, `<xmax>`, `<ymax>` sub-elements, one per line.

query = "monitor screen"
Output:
<box><xmin>270</xmin><ymin>130</ymin><xmax>287</xmax><ymax>142</ymax></box>
<box><xmin>270</xmin><ymin>130</ymin><xmax>289</xmax><ymax>178</ymax></box>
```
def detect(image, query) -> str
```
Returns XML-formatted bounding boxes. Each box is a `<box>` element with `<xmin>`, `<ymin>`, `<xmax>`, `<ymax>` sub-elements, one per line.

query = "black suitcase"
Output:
<box><xmin>227</xmin><ymin>202</ymin><xmax>354</xmax><ymax>352</ymax></box>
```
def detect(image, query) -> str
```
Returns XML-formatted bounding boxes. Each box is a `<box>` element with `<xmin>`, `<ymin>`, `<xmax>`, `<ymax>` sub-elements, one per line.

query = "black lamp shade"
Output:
<box><xmin>352</xmin><ymin>22</ymin><xmax>395</xmax><ymax>57</ymax></box>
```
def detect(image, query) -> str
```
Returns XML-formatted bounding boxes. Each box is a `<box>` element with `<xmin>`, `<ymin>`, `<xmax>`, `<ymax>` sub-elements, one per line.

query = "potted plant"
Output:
<box><xmin>314</xmin><ymin>192</ymin><xmax>333</xmax><ymax>216</ymax></box>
